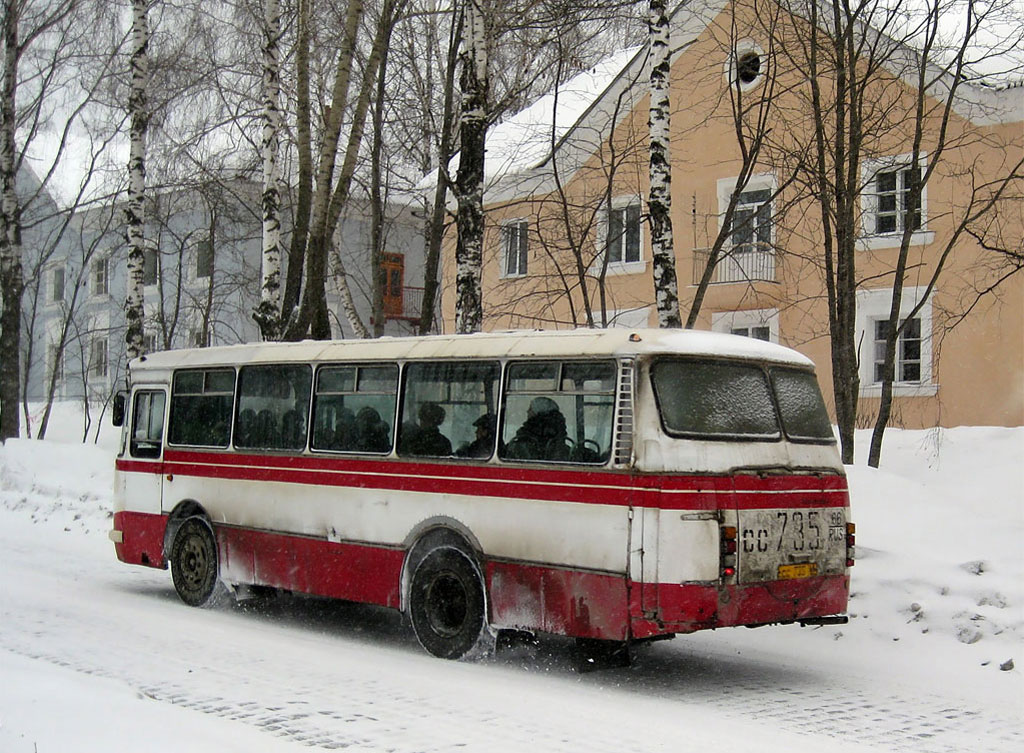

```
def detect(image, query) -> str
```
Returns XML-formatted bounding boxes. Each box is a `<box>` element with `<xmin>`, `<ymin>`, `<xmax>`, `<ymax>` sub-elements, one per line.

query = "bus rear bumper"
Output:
<box><xmin>630</xmin><ymin>574</ymin><xmax>850</xmax><ymax>638</ymax></box>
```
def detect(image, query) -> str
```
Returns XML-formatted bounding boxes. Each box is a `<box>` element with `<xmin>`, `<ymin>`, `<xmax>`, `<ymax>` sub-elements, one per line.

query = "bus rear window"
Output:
<box><xmin>770</xmin><ymin>368</ymin><xmax>835</xmax><ymax>442</ymax></box>
<box><xmin>651</xmin><ymin>360</ymin><xmax>780</xmax><ymax>439</ymax></box>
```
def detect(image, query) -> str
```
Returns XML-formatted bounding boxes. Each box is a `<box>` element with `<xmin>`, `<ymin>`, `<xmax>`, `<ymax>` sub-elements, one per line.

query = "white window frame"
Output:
<box><xmin>601</xmin><ymin>195</ymin><xmax>645</xmax><ymax>275</ymax></box>
<box><xmin>724</xmin><ymin>40</ymin><xmax>766</xmax><ymax>92</ymax></box>
<box><xmin>711</xmin><ymin>308</ymin><xmax>779</xmax><ymax>343</ymax></box>
<box><xmin>500</xmin><ymin>219</ymin><xmax>529</xmax><ymax>278</ymax></box>
<box><xmin>606</xmin><ymin>306</ymin><xmax>650</xmax><ymax>329</ymax></box>
<box><xmin>859</xmin><ymin>153</ymin><xmax>934</xmax><ymax>251</ymax></box>
<box><xmin>716</xmin><ymin>174</ymin><xmax>776</xmax><ymax>282</ymax></box>
<box><xmin>91</xmin><ymin>256</ymin><xmax>109</xmax><ymax>297</ymax></box>
<box><xmin>48</xmin><ymin>264</ymin><xmax>66</xmax><ymax>305</ymax></box>
<box><xmin>855</xmin><ymin>286</ymin><xmax>936</xmax><ymax>397</ymax></box>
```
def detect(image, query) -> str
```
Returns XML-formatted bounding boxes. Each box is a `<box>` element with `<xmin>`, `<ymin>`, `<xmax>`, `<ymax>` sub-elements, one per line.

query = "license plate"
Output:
<box><xmin>778</xmin><ymin>562</ymin><xmax>818</xmax><ymax>580</ymax></box>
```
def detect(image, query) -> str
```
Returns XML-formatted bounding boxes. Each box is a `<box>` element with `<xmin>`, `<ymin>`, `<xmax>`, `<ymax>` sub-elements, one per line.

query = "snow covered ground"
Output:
<box><xmin>1</xmin><ymin>406</ymin><xmax>1021</xmax><ymax>752</ymax></box>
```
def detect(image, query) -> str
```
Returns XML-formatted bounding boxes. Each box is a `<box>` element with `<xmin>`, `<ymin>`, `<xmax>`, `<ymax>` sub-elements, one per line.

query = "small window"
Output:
<box><xmin>196</xmin><ymin>241</ymin><xmax>213</xmax><ymax>279</ymax></box>
<box><xmin>770</xmin><ymin>368</ymin><xmax>834</xmax><ymax>442</ymax></box>
<box><xmin>234</xmin><ymin>364</ymin><xmax>312</xmax><ymax>451</ymax></box>
<box><xmin>131</xmin><ymin>390</ymin><xmax>166</xmax><ymax>458</ymax></box>
<box><xmin>606</xmin><ymin>202</ymin><xmax>642</xmax><ymax>265</ymax></box>
<box><xmin>312</xmin><ymin>364</ymin><xmax>398</xmax><ymax>453</ymax></box>
<box><xmin>500</xmin><ymin>360</ymin><xmax>615</xmax><ymax>464</ymax></box>
<box><xmin>168</xmin><ymin>368</ymin><xmax>235</xmax><ymax>447</ymax></box>
<box><xmin>399</xmin><ymin>362</ymin><xmax>500</xmax><ymax>459</ymax></box>
<box><xmin>89</xmin><ymin>338</ymin><xmax>108</xmax><ymax>378</ymax></box>
<box><xmin>874</xmin><ymin>165</ymin><xmax>921</xmax><ymax>235</ymax></box>
<box><xmin>731</xmin><ymin>326</ymin><xmax>771</xmax><ymax>341</ymax></box>
<box><xmin>736</xmin><ymin>51</ymin><xmax>762</xmax><ymax>85</ymax></box>
<box><xmin>729</xmin><ymin>189</ymin><xmax>772</xmax><ymax>254</ymax></box>
<box><xmin>92</xmin><ymin>258</ymin><xmax>109</xmax><ymax>296</ymax></box>
<box><xmin>142</xmin><ymin>333</ymin><xmax>157</xmax><ymax>353</ymax></box>
<box><xmin>381</xmin><ymin>253</ymin><xmax>405</xmax><ymax>317</ymax></box>
<box><xmin>873</xmin><ymin>317</ymin><xmax>922</xmax><ymax>383</ymax></box>
<box><xmin>502</xmin><ymin>221</ymin><xmax>529</xmax><ymax>277</ymax></box>
<box><xmin>51</xmin><ymin>267</ymin><xmax>65</xmax><ymax>303</ymax></box>
<box><xmin>143</xmin><ymin>247</ymin><xmax>158</xmax><ymax>286</ymax></box>
<box><xmin>651</xmin><ymin>359</ymin><xmax>780</xmax><ymax>439</ymax></box>
<box><xmin>190</xmin><ymin>329</ymin><xmax>209</xmax><ymax>348</ymax></box>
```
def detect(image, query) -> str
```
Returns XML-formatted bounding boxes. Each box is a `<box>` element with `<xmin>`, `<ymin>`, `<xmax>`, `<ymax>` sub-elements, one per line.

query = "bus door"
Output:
<box><xmin>123</xmin><ymin>387</ymin><xmax>167</xmax><ymax>515</ymax></box>
<box><xmin>633</xmin><ymin>477</ymin><xmax>726</xmax><ymax>627</ymax></box>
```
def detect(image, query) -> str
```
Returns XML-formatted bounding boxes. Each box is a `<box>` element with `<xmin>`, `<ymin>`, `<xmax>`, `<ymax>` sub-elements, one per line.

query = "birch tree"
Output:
<box><xmin>647</xmin><ymin>0</ymin><xmax>680</xmax><ymax>328</ymax></box>
<box><xmin>454</xmin><ymin>0</ymin><xmax>488</xmax><ymax>334</ymax></box>
<box><xmin>252</xmin><ymin>0</ymin><xmax>282</xmax><ymax>340</ymax></box>
<box><xmin>124</xmin><ymin>0</ymin><xmax>149</xmax><ymax>363</ymax></box>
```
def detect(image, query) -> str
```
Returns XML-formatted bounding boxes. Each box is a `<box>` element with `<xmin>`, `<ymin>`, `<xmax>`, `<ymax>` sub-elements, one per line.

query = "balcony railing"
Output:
<box><xmin>692</xmin><ymin>243</ymin><xmax>777</xmax><ymax>285</ymax></box>
<box><xmin>383</xmin><ymin>285</ymin><xmax>424</xmax><ymax>323</ymax></box>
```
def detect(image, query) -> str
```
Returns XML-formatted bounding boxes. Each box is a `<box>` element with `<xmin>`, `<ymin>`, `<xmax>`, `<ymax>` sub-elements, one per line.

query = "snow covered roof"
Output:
<box><xmin>130</xmin><ymin>327</ymin><xmax>815</xmax><ymax>375</ymax></box>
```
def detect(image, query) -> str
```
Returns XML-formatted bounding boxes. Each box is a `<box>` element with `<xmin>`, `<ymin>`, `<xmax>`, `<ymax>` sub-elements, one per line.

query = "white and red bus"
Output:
<box><xmin>111</xmin><ymin>329</ymin><xmax>854</xmax><ymax>659</ymax></box>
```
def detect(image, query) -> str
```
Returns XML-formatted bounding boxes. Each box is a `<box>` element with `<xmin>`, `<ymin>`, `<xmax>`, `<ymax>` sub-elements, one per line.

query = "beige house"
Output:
<box><xmin>440</xmin><ymin>0</ymin><xmax>1024</xmax><ymax>429</ymax></box>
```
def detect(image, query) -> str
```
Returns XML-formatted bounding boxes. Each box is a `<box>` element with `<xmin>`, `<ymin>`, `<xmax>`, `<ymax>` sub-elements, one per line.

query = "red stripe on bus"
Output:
<box><xmin>118</xmin><ymin>449</ymin><xmax>848</xmax><ymax>511</ymax></box>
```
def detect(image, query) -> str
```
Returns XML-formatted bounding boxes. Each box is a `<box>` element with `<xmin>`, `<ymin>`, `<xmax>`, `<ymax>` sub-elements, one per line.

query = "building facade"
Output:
<box><xmin>441</xmin><ymin>0</ymin><xmax>1024</xmax><ymax>428</ymax></box>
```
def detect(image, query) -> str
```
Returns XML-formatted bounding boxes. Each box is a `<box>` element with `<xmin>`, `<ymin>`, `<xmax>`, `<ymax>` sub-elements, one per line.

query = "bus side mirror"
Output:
<box><xmin>112</xmin><ymin>391</ymin><xmax>127</xmax><ymax>427</ymax></box>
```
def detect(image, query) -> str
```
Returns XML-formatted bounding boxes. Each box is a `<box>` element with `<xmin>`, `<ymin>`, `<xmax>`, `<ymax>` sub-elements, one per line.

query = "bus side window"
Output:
<box><xmin>131</xmin><ymin>390</ymin><xmax>166</xmax><ymax>459</ymax></box>
<box><xmin>398</xmin><ymin>361</ymin><xmax>499</xmax><ymax>459</ymax></box>
<box><xmin>312</xmin><ymin>364</ymin><xmax>398</xmax><ymax>454</ymax></box>
<box><xmin>500</xmin><ymin>360</ymin><xmax>615</xmax><ymax>464</ymax></box>
<box><xmin>234</xmin><ymin>364</ymin><xmax>312</xmax><ymax>451</ymax></box>
<box><xmin>168</xmin><ymin>369</ymin><xmax>235</xmax><ymax>447</ymax></box>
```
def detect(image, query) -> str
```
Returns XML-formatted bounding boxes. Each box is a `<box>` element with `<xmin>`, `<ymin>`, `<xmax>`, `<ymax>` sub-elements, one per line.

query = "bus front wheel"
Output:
<box><xmin>170</xmin><ymin>516</ymin><xmax>224</xmax><ymax>608</ymax></box>
<box><xmin>409</xmin><ymin>548</ymin><xmax>486</xmax><ymax>659</ymax></box>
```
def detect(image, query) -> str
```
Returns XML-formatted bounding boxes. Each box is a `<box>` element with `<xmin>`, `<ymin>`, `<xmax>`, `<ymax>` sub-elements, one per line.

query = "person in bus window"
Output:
<box><xmin>353</xmin><ymin>406</ymin><xmax>391</xmax><ymax>452</ymax></box>
<box><xmin>456</xmin><ymin>413</ymin><xmax>496</xmax><ymax>458</ymax></box>
<box><xmin>401</xmin><ymin>402</ymin><xmax>452</xmax><ymax>456</ymax></box>
<box><xmin>506</xmin><ymin>396</ymin><xmax>569</xmax><ymax>461</ymax></box>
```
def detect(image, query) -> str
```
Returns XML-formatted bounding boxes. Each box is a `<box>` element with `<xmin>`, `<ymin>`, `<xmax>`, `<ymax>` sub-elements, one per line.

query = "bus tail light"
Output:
<box><xmin>720</xmin><ymin>526</ymin><xmax>738</xmax><ymax>579</ymax></box>
<box><xmin>846</xmin><ymin>521</ymin><xmax>856</xmax><ymax>567</ymax></box>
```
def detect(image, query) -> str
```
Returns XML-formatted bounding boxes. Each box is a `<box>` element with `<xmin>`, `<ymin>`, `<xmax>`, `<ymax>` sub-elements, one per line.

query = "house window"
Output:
<box><xmin>874</xmin><ymin>165</ymin><xmax>921</xmax><ymax>235</ymax></box>
<box><xmin>712</xmin><ymin>308</ymin><xmax>779</xmax><ymax>343</ymax></box>
<box><xmin>381</xmin><ymin>252</ymin><xmax>404</xmax><ymax>317</ymax></box>
<box><xmin>190</xmin><ymin>328</ymin><xmax>209</xmax><ymax>348</ymax></box>
<box><xmin>48</xmin><ymin>344</ymin><xmax>64</xmax><ymax>383</ymax></box>
<box><xmin>51</xmin><ymin>267</ymin><xmax>65</xmax><ymax>303</ymax></box>
<box><xmin>727</xmin><ymin>42</ymin><xmax>766</xmax><ymax>91</ymax></box>
<box><xmin>92</xmin><ymin>258</ymin><xmax>109</xmax><ymax>296</ymax></box>
<box><xmin>715</xmin><ymin>176</ymin><xmax>776</xmax><ymax>283</ymax></box>
<box><xmin>143</xmin><ymin>333</ymin><xmax>157</xmax><ymax>353</ymax></box>
<box><xmin>855</xmin><ymin>286</ymin><xmax>934</xmax><ymax>396</ymax></box>
<box><xmin>873</xmin><ymin>317</ymin><xmax>922</xmax><ymax>383</ymax></box>
<box><xmin>89</xmin><ymin>338</ymin><xmax>108</xmax><ymax>378</ymax></box>
<box><xmin>143</xmin><ymin>247</ymin><xmax>158</xmax><ymax>286</ymax></box>
<box><xmin>730</xmin><ymin>188</ymin><xmax>772</xmax><ymax>254</ymax></box>
<box><xmin>196</xmin><ymin>240</ymin><xmax>213</xmax><ymax>279</ymax></box>
<box><xmin>606</xmin><ymin>200</ymin><xmax>642</xmax><ymax>265</ymax></box>
<box><xmin>502</xmin><ymin>221</ymin><xmax>529</xmax><ymax>277</ymax></box>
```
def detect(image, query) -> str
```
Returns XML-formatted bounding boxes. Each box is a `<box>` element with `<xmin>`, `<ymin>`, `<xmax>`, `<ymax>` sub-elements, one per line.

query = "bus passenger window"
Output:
<box><xmin>130</xmin><ymin>390</ymin><xmax>166</xmax><ymax>459</ymax></box>
<box><xmin>312</xmin><ymin>364</ymin><xmax>397</xmax><ymax>453</ymax></box>
<box><xmin>234</xmin><ymin>364</ymin><xmax>312</xmax><ymax>451</ymax></box>
<box><xmin>500</xmin><ymin>361</ymin><xmax>615</xmax><ymax>464</ymax></box>
<box><xmin>168</xmin><ymin>369</ymin><xmax>235</xmax><ymax>447</ymax></box>
<box><xmin>399</xmin><ymin>361</ymin><xmax>499</xmax><ymax>459</ymax></box>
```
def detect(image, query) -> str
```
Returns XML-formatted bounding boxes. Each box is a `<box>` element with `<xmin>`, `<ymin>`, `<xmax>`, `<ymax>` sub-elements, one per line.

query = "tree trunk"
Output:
<box><xmin>454</xmin><ymin>0</ymin><xmax>488</xmax><ymax>334</ymax></box>
<box><xmin>124</xmin><ymin>0</ymin><xmax>149</xmax><ymax>363</ymax></box>
<box><xmin>0</xmin><ymin>5</ymin><xmax>21</xmax><ymax>442</ymax></box>
<box><xmin>254</xmin><ymin>0</ymin><xmax>283</xmax><ymax>341</ymax></box>
<box><xmin>647</xmin><ymin>0</ymin><xmax>680</xmax><ymax>329</ymax></box>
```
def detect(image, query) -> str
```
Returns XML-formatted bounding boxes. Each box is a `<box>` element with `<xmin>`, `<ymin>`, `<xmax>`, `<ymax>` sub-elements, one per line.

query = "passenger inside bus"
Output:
<box><xmin>400</xmin><ymin>402</ymin><xmax>452</xmax><ymax>457</ymax></box>
<box><xmin>455</xmin><ymin>413</ymin><xmax>496</xmax><ymax>458</ymax></box>
<box><xmin>352</xmin><ymin>406</ymin><xmax>391</xmax><ymax>453</ymax></box>
<box><xmin>505</xmin><ymin>397</ymin><xmax>569</xmax><ymax>461</ymax></box>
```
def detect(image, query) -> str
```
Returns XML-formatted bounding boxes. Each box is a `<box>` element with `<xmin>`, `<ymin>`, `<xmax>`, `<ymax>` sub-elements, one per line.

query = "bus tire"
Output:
<box><xmin>409</xmin><ymin>547</ymin><xmax>486</xmax><ymax>659</ymax></box>
<box><xmin>169</xmin><ymin>516</ymin><xmax>224</xmax><ymax>608</ymax></box>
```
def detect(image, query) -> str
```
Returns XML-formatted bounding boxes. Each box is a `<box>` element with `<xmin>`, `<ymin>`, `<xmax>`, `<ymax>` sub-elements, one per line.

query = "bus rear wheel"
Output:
<box><xmin>409</xmin><ymin>548</ymin><xmax>486</xmax><ymax>659</ymax></box>
<box><xmin>170</xmin><ymin>516</ymin><xmax>223</xmax><ymax>607</ymax></box>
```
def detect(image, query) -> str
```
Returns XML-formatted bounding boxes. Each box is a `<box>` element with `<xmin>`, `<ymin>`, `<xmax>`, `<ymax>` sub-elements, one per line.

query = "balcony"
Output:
<box><xmin>383</xmin><ymin>285</ymin><xmax>424</xmax><ymax>323</ymax></box>
<box><xmin>692</xmin><ymin>243</ymin><xmax>777</xmax><ymax>285</ymax></box>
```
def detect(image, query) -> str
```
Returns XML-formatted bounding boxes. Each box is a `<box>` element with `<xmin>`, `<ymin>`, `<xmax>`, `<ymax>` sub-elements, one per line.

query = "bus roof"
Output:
<box><xmin>129</xmin><ymin>328</ymin><xmax>815</xmax><ymax>376</ymax></box>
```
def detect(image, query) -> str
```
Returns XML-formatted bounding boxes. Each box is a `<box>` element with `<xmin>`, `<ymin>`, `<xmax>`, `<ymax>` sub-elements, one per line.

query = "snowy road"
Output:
<box><xmin>1</xmin><ymin>506</ymin><xmax>1019</xmax><ymax>753</ymax></box>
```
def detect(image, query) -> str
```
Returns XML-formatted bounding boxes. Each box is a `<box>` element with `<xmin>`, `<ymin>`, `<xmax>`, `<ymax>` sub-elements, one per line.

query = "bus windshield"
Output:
<box><xmin>651</xmin><ymin>359</ymin><xmax>834</xmax><ymax>442</ymax></box>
